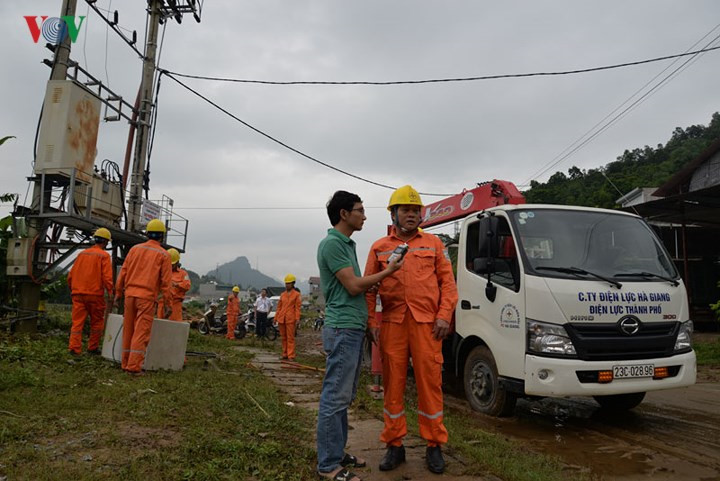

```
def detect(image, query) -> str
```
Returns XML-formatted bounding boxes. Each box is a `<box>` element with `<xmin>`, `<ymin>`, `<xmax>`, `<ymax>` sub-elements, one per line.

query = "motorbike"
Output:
<box><xmin>197</xmin><ymin>304</ymin><xmax>244</xmax><ymax>338</ymax></box>
<box><xmin>234</xmin><ymin>308</ymin><xmax>278</xmax><ymax>341</ymax></box>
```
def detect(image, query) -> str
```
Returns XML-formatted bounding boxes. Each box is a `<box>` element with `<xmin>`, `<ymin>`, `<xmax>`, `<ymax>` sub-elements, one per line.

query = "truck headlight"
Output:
<box><xmin>674</xmin><ymin>320</ymin><xmax>693</xmax><ymax>352</ymax></box>
<box><xmin>527</xmin><ymin>319</ymin><xmax>577</xmax><ymax>356</ymax></box>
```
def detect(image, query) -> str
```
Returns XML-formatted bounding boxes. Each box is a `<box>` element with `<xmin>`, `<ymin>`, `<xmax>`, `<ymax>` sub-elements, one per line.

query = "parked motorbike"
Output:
<box><xmin>234</xmin><ymin>309</ymin><xmax>278</xmax><ymax>341</ymax></box>
<box><xmin>197</xmin><ymin>304</ymin><xmax>243</xmax><ymax>338</ymax></box>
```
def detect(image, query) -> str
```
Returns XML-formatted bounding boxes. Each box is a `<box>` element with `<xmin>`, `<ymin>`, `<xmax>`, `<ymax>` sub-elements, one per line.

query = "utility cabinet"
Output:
<box><xmin>35</xmin><ymin>80</ymin><xmax>101</xmax><ymax>184</ymax></box>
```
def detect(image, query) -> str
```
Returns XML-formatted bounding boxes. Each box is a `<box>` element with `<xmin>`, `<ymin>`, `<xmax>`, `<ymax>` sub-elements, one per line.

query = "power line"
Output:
<box><xmin>160</xmin><ymin>71</ymin><xmax>453</xmax><ymax>197</ymax></box>
<box><xmin>162</xmin><ymin>45</ymin><xmax>720</xmax><ymax>86</ymax></box>
<box><xmin>173</xmin><ymin>206</ymin><xmax>386</xmax><ymax>210</ymax></box>
<box><xmin>521</xmin><ymin>27</ymin><xmax>720</xmax><ymax>185</ymax></box>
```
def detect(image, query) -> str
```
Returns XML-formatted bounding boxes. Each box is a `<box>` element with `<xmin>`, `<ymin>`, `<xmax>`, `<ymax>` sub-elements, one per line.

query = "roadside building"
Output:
<box><xmin>618</xmin><ymin>137</ymin><xmax>720</xmax><ymax>325</ymax></box>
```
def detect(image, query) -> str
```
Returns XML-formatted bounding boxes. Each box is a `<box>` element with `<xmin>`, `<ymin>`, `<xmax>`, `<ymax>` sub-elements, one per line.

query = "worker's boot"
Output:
<box><xmin>425</xmin><ymin>445</ymin><xmax>445</xmax><ymax>474</ymax></box>
<box><xmin>379</xmin><ymin>445</ymin><xmax>405</xmax><ymax>471</ymax></box>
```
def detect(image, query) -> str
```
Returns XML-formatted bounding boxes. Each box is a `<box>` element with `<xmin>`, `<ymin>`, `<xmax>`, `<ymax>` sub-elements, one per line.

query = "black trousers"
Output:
<box><xmin>256</xmin><ymin>311</ymin><xmax>268</xmax><ymax>337</ymax></box>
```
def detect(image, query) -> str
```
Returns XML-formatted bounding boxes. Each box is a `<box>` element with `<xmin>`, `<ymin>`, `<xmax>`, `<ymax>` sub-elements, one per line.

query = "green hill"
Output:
<box><xmin>524</xmin><ymin>112</ymin><xmax>720</xmax><ymax>207</ymax></box>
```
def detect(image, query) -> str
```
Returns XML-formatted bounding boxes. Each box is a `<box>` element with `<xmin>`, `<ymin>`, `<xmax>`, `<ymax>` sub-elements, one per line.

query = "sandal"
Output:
<box><xmin>340</xmin><ymin>453</ymin><xmax>367</xmax><ymax>468</ymax></box>
<box><xmin>317</xmin><ymin>467</ymin><xmax>361</xmax><ymax>481</ymax></box>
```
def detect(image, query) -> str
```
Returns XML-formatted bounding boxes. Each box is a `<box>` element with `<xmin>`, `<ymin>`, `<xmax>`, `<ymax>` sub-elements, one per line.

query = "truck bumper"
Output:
<box><xmin>524</xmin><ymin>351</ymin><xmax>696</xmax><ymax>397</ymax></box>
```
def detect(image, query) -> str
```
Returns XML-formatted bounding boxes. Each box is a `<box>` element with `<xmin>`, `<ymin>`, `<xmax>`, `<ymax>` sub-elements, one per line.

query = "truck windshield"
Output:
<box><xmin>510</xmin><ymin>209</ymin><xmax>678</xmax><ymax>281</ymax></box>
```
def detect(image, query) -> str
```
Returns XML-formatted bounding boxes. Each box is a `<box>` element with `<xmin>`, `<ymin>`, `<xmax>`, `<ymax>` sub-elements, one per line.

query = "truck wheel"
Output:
<box><xmin>198</xmin><ymin>320</ymin><xmax>209</xmax><ymax>335</ymax></box>
<box><xmin>234</xmin><ymin>325</ymin><xmax>247</xmax><ymax>339</ymax></box>
<box><xmin>464</xmin><ymin>346</ymin><xmax>517</xmax><ymax>417</ymax></box>
<box><xmin>593</xmin><ymin>392</ymin><xmax>646</xmax><ymax>411</ymax></box>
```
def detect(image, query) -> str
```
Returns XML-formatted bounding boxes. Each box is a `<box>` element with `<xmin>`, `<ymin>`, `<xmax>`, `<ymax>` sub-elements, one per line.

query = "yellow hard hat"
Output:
<box><xmin>387</xmin><ymin>185</ymin><xmax>423</xmax><ymax>211</ymax></box>
<box><xmin>94</xmin><ymin>227</ymin><xmax>111</xmax><ymax>241</ymax></box>
<box><xmin>167</xmin><ymin>248</ymin><xmax>180</xmax><ymax>265</ymax></box>
<box><xmin>284</xmin><ymin>274</ymin><xmax>296</xmax><ymax>283</ymax></box>
<box><xmin>232</xmin><ymin>286</ymin><xmax>240</xmax><ymax>293</ymax></box>
<box><xmin>146</xmin><ymin>219</ymin><xmax>166</xmax><ymax>233</ymax></box>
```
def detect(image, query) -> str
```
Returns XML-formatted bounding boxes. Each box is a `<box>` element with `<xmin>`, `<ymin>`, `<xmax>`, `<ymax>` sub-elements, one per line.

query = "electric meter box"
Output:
<box><xmin>6</xmin><ymin>238</ymin><xmax>31</xmax><ymax>277</ymax></box>
<box><xmin>74</xmin><ymin>173</ymin><xmax>124</xmax><ymax>225</ymax></box>
<box><xmin>35</xmin><ymin>80</ymin><xmax>101</xmax><ymax>184</ymax></box>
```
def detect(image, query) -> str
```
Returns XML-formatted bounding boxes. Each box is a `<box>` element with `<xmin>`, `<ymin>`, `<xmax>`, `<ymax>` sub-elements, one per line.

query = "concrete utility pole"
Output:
<box><xmin>15</xmin><ymin>0</ymin><xmax>78</xmax><ymax>333</ymax></box>
<box><xmin>127</xmin><ymin>0</ymin><xmax>163</xmax><ymax>232</ymax></box>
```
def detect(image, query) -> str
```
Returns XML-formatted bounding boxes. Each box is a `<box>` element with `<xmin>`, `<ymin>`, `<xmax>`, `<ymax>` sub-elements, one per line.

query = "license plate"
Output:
<box><xmin>613</xmin><ymin>364</ymin><xmax>654</xmax><ymax>379</ymax></box>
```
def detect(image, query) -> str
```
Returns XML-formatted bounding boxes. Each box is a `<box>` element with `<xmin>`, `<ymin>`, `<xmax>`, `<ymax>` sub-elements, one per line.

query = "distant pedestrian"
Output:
<box><xmin>226</xmin><ymin>286</ymin><xmax>240</xmax><ymax>339</ymax></box>
<box><xmin>276</xmin><ymin>274</ymin><xmax>301</xmax><ymax>360</ymax></box>
<box><xmin>115</xmin><ymin>219</ymin><xmax>172</xmax><ymax>375</ymax></box>
<box><xmin>254</xmin><ymin>288</ymin><xmax>271</xmax><ymax>338</ymax></box>
<box><xmin>67</xmin><ymin>228</ymin><xmax>114</xmax><ymax>356</ymax></box>
<box><xmin>316</xmin><ymin>190</ymin><xmax>403</xmax><ymax>481</ymax></box>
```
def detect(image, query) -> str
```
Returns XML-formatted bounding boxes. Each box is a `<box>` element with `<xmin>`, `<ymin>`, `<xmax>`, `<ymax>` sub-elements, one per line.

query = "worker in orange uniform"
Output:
<box><xmin>276</xmin><ymin>274</ymin><xmax>302</xmax><ymax>360</ymax></box>
<box><xmin>115</xmin><ymin>219</ymin><xmax>172</xmax><ymax>374</ymax></box>
<box><xmin>226</xmin><ymin>286</ymin><xmax>240</xmax><ymax>340</ymax></box>
<box><xmin>364</xmin><ymin>185</ymin><xmax>458</xmax><ymax>474</ymax></box>
<box><xmin>156</xmin><ymin>248</ymin><xmax>191</xmax><ymax>321</ymax></box>
<box><xmin>67</xmin><ymin>227</ymin><xmax>114</xmax><ymax>356</ymax></box>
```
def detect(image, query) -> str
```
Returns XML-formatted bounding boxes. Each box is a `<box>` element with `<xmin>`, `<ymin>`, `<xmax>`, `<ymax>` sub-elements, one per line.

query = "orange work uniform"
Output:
<box><xmin>365</xmin><ymin>228</ymin><xmax>458</xmax><ymax>447</ymax></box>
<box><xmin>156</xmin><ymin>267</ymin><xmax>191</xmax><ymax>321</ymax></box>
<box><xmin>116</xmin><ymin>239</ymin><xmax>172</xmax><ymax>372</ymax></box>
<box><xmin>276</xmin><ymin>289</ymin><xmax>301</xmax><ymax>359</ymax></box>
<box><xmin>226</xmin><ymin>294</ymin><xmax>240</xmax><ymax>340</ymax></box>
<box><xmin>67</xmin><ymin>244</ymin><xmax>114</xmax><ymax>354</ymax></box>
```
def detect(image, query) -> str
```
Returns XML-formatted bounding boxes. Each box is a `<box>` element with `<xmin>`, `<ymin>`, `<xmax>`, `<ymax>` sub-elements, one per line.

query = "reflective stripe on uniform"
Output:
<box><xmin>383</xmin><ymin>408</ymin><xmax>405</xmax><ymax>419</ymax></box>
<box><xmin>377</xmin><ymin>246</ymin><xmax>436</xmax><ymax>258</ymax></box>
<box><xmin>418</xmin><ymin>410</ymin><xmax>444</xmax><ymax>420</ymax></box>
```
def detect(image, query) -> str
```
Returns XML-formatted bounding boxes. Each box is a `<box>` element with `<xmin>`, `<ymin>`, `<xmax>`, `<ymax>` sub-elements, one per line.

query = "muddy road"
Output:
<box><xmin>444</xmin><ymin>381</ymin><xmax>720</xmax><ymax>480</ymax></box>
<box><xmin>292</xmin><ymin>328</ymin><xmax>720</xmax><ymax>480</ymax></box>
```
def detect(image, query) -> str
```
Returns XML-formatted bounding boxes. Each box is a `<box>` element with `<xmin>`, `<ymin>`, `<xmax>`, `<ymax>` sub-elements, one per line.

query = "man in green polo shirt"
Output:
<box><xmin>316</xmin><ymin>190</ymin><xmax>402</xmax><ymax>481</ymax></box>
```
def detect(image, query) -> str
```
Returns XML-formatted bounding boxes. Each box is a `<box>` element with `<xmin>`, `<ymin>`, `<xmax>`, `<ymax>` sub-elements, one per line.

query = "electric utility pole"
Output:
<box><xmin>127</xmin><ymin>0</ymin><xmax>163</xmax><ymax>232</ymax></box>
<box><xmin>15</xmin><ymin>0</ymin><xmax>78</xmax><ymax>333</ymax></box>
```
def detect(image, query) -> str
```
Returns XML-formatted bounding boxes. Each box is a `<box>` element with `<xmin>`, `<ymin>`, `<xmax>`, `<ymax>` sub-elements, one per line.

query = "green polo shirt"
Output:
<box><xmin>317</xmin><ymin>228</ymin><xmax>368</xmax><ymax>329</ymax></box>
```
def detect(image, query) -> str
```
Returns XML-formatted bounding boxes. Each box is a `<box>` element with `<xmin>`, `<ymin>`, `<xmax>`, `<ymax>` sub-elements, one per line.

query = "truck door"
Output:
<box><xmin>457</xmin><ymin>214</ymin><xmax>526</xmax><ymax>380</ymax></box>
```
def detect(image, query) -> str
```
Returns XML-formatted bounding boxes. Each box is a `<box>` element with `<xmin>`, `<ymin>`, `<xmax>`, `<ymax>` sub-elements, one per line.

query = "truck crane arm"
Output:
<box><xmin>420</xmin><ymin>180</ymin><xmax>526</xmax><ymax>229</ymax></box>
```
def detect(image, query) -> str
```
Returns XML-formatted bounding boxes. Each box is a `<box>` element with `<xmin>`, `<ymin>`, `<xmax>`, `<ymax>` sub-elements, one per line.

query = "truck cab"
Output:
<box><xmin>447</xmin><ymin>204</ymin><xmax>696</xmax><ymax>415</ymax></box>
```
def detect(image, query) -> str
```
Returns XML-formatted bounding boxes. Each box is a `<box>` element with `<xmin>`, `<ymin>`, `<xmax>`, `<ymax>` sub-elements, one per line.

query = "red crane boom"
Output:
<box><xmin>420</xmin><ymin>180</ymin><xmax>525</xmax><ymax>228</ymax></box>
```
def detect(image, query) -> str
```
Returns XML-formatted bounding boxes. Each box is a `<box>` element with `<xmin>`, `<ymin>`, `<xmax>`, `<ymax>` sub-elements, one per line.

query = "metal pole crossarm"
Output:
<box><xmin>84</xmin><ymin>0</ymin><xmax>144</xmax><ymax>58</ymax></box>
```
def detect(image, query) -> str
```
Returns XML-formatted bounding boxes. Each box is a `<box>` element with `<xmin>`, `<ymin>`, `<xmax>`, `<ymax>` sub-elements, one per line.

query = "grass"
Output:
<box><xmin>694</xmin><ymin>337</ymin><xmax>720</xmax><ymax>366</ymax></box>
<box><xmin>0</xmin><ymin>310</ymin><xmax>316</xmax><ymax>481</ymax></box>
<box><xmin>1</xmin><ymin>311</ymin><xmax>586</xmax><ymax>481</ymax></box>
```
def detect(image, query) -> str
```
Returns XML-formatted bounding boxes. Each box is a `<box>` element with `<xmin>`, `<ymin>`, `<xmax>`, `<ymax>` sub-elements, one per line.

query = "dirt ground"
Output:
<box><xmin>240</xmin><ymin>329</ymin><xmax>720</xmax><ymax>481</ymax></box>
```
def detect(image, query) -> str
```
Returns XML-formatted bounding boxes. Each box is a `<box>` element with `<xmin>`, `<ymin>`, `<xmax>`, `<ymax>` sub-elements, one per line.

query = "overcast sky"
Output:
<box><xmin>1</xmin><ymin>1</ymin><xmax>718</xmax><ymax>284</ymax></box>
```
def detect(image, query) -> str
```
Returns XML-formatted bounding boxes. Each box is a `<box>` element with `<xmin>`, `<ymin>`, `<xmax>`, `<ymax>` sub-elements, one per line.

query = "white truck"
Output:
<box><xmin>421</xmin><ymin>181</ymin><xmax>696</xmax><ymax>416</ymax></box>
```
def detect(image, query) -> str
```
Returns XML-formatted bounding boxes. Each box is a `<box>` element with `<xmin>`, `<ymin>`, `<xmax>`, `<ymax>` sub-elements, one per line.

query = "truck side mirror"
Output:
<box><xmin>485</xmin><ymin>216</ymin><xmax>500</xmax><ymax>258</ymax></box>
<box><xmin>473</xmin><ymin>257</ymin><xmax>492</xmax><ymax>274</ymax></box>
<box><xmin>477</xmin><ymin>215</ymin><xmax>500</xmax><ymax>303</ymax></box>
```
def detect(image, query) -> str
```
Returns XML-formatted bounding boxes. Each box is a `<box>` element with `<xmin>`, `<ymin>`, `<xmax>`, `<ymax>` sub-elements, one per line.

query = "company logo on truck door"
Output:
<box><xmin>500</xmin><ymin>304</ymin><xmax>520</xmax><ymax>329</ymax></box>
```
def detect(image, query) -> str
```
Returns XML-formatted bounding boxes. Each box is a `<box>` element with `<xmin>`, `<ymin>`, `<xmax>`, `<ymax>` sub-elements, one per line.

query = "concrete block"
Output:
<box><xmin>144</xmin><ymin>318</ymin><xmax>189</xmax><ymax>371</ymax></box>
<box><xmin>101</xmin><ymin>313</ymin><xmax>124</xmax><ymax>363</ymax></box>
<box><xmin>101</xmin><ymin>315</ymin><xmax>189</xmax><ymax>371</ymax></box>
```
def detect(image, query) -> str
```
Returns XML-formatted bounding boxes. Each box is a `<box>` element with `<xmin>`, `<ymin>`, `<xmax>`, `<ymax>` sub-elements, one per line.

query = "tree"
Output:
<box><xmin>1</xmin><ymin>136</ymin><xmax>18</xmax><ymax>305</ymax></box>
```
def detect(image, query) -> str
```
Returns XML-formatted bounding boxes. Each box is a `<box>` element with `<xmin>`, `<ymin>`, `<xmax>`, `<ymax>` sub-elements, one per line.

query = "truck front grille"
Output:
<box><xmin>565</xmin><ymin>321</ymin><xmax>679</xmax><ymax>361</ymax></box>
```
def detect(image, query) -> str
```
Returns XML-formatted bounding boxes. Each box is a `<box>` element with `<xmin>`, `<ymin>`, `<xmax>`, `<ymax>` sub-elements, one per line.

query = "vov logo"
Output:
<box><xmin>24</xmin><ymin>16</ymin><xmax>86</xmax><ymax>44</ymax></box>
